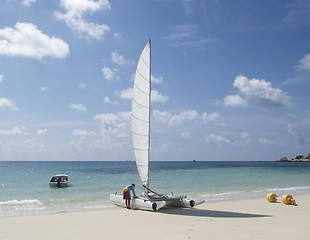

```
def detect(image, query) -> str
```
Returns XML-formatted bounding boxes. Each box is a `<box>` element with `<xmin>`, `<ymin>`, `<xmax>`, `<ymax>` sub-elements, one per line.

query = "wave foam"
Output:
<box><xmin>266</xmin><ymin>186</ymin><xmax>310</xmax><ymax>192</ymax></box>
<box><xmin>0</xmin><ymin>199</ymin><xmax>42</xmax><ymax>207</ymax></box>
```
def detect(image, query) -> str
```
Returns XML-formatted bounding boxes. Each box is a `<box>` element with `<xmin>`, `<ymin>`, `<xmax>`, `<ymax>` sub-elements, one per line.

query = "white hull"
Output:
<box><xmin>110</xmin><ymin>193</ymin><xmax>204</xmax><ymax>211</ymax></box>
<box><xmin>165</xmin><ymin>198</ymin><xmax>195</xmax><ymax>208</ymax></box>
<box><xmin>110</xmin><ymin>194</ymin><xmax>161</xmax><ymax>211</ymax></box>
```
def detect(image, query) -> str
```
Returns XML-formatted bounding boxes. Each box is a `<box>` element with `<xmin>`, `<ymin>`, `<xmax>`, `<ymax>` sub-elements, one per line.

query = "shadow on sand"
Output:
<box><xmin>158</xmin><ymin>207</ymin><xmax>271</xmax><ymax>218</ymax></box>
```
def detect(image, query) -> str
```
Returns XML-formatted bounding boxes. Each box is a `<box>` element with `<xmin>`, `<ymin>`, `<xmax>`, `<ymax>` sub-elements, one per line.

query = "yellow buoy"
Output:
<box><xmin>281</xmin><ymin>194</ymin><xmax>295</xmax><ymax>205</ymax></box>
<box><xmin>266</xmin><ymin>193</ymin><xmax>278</xmax><ymax>203</ymax></box>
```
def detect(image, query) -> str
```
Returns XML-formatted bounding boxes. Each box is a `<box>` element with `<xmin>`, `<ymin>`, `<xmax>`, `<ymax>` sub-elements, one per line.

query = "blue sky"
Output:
<box><xmin>0</xmin><ymin>0</ymin><xmax>310</xmax><ymax>161</ymax></box>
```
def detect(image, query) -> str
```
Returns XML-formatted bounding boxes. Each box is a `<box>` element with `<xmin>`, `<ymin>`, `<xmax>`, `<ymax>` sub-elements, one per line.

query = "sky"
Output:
<box><xmin>0</xmin><ymin>0</ymin><xmax>310</xmax><ymax>161</ymax></box>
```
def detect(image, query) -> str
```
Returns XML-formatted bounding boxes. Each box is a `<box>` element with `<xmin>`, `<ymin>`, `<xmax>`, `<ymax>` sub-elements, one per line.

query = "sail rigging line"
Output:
<box><xmin>143</xmin><ymin>185</ymin><xmax>167</xmax><ymax>198</ymax></box>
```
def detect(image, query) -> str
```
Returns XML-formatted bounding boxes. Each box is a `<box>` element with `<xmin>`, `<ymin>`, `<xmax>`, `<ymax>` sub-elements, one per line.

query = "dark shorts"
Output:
<box><xmin>123</xmin><ymin>190</ymin><xmax>130</xmax><ymax>200</ymax></box>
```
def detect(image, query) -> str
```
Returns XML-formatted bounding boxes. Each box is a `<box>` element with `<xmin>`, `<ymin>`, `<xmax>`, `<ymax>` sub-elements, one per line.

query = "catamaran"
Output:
<box><xmin>110</xmin><ymin>40</ymin><xmax>204</xmax><ymax>211</ymax></box>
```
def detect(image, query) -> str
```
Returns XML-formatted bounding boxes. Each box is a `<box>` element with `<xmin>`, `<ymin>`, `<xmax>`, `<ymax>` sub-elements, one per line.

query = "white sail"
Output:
<box><xmin>110</xmin><ymin>40</ymin><xmax>203</xmax><ymax>210</ymax></box>
<box><xmin>132</xmin><ymin>40</ymin><xmax>151</xmax><ymax>189</ymax></box>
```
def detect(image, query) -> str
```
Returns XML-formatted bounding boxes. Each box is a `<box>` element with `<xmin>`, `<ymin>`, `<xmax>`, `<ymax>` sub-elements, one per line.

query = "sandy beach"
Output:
<box><xmin>0</xmin><ymin>194</ymin><xmax>309</xmax><ymax>240</ymax></box>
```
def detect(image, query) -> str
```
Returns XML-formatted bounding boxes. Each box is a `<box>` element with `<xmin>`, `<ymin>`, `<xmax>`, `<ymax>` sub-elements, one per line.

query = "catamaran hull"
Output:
<box><xmin>165</xmin><ymin>197</ymin><xmax>205</xmax><ymax>208</ymax></box>
<box><xmin>110</xmin><ymin>194</ymin><xmax>161</xmax><ymax>211</ymax></box>
<box><xmin>165</xmin><ymin>198</ymin><xmax>195</xmax><ymax>208</ymax></box>
<box><xmin>110</xmin><ymin>194</ymin><xmax>204</xmax><ymax>211</ymax></box>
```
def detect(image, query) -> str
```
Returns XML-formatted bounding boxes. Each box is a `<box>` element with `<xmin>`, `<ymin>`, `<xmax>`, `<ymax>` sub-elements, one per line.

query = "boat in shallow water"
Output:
<box><xmin>49</xmin><ymin>174</ymin><xmax>69</xmax><ymax>188</ymax></box>
<box><xmin>110</xmin><ymin>40</ymin><xmax>204</xmax><ymax>211</ymax></box>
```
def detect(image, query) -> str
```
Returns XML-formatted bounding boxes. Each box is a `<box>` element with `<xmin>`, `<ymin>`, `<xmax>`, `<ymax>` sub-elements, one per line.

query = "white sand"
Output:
<box><xmin>0</xmin><ymin>194</ymin><xmax>309</xmax><ymax>240</ymax></box>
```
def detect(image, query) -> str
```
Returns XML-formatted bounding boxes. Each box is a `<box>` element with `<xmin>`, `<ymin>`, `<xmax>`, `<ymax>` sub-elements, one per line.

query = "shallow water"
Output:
<box><xmin>0</xmin><ymin>161</ymin><xmax>309</xmax><ymax>217</ymax></box>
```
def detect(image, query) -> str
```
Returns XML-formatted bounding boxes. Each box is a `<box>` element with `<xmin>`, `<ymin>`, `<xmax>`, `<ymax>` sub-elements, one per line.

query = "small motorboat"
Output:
<box><xmin>49</xmin><ymin>174</ymin><xmax>69</xmax><ymax>188</ymax></box>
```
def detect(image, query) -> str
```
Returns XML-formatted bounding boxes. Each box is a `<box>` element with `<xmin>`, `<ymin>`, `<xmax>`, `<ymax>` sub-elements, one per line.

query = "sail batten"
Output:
<box><xmin>132</xmin><ymin>40</ymin><xmax>151</xmax><ymax>190</ymax></box>
<box><xmin>132</xmin><ymin>131</ymin><xmax>148</xmax><ymax>137</ymax></box>
<box><xmin>131</xmin><ymin>98</ymin><xmax>149</xmax><ymax>110</ymax></box>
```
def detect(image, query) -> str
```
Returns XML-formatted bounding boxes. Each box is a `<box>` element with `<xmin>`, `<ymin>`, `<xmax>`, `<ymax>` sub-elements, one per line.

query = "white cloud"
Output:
<box><xmin>205</xmin><ymin>133</ymin><xmax>233</xmax><ymax>144</ymax></box>
<box><xmin>153</xmin><ymin>109</ymin><xmax>219</xmax><ymax>127</ymax></box>
<box><xmin>165</xmin><ymin>23</ymin><xmax>217</xmax><ymax>48</ymax></box>
<box><xmin>202</xmin><ymin>112</ymin><xmax>219</xmax><ymax>122</ymax></box>
<box><xmin>241</xmin><ymin>132</ymin><xmax>250</xmax><ymax>139</ymax></box>
<box><xmin>297</xmin><ymin>53</ymin><xmax>310</xmax><ymax>70</ymax></box>
<box><xmin>40</xmin><ymin>87</ymin><xmax>50</xmax><ymax>92</ymax></box>
<box><xmin>0</xmin><ymin>126</ymin><xmax>22</xmax><ymax>136</ymax></box>
<box><xmin>180</xmin><ymin>131</ymin><xmax>191</xmax><ymax>139</ymax></box>
<box><xmin>72</xmin><ymin>129</ymin><xmax>96</xmax><ymax>137</ymax></box>
<box><xmin>151</xmin><ymin>90</ymin><xmax>168</xmax><ymax>103</ymax></box>
<box><xmin>37</xmin><ymin>129</ymin><xmax>47</xmax><ymax>136</ymax></box>
<box><xmin>70</xmin><ymin>103</ymin><xmax>87</xmax><ymax>112</ymax></box>
<box><xmin>104</xmin><ymin>97</ymin><xmax>111</xmax><ymax>103</ymax></box>
<box><xmin>220</xmin><ymin>75</ymin><xmax>292</xmax><ymax>108</ymax></box>
<box><xmin>0</xmin><ymin>98</ymin><xmax>18</xmax><ymax>110</ymax></box>
<box><xmin>118</xmin><ymin>88</ymin><xmax>132</xmax><ymax>100</ymax></box>
<box><xmin>55</xmin><ymin>0</ymin><xmax>111</xmax><ymax>40</ymax></box>
<box><xmin>102</xmin><ymin>66</ymin><xmax>119</xmax><ymax>81</ymax></box>
<box><xmin>223</xmin><ymin>95</ymin><xmax>247</xmax><ymax>108</ymax></box>
<box><xmin>287</xmin><ymin>123</ymin><xmax>310</xmax><ymax>145</ymax></box>
<box><xmin>259</xmin><ymin>137</ymin><xmax>275</xmax><ymax>145</ymax></box>
<box><xmin>234</xmin><ymin>75</ymin><xmax>292</xmax><ymax>107</ymax></box>
<box><xmin>118</xmin><ymin>111</ymin><xmax>131</xmax><ymax>122</ymax></box>
<box><xmin>113</xmin><ymin>32</ymin><xmax>120</xmax><ymax>39</ymax></box>
<box><xmin>22</xmin><ymin>0</ymin><xmax>36</xmax><ymax>6</ymax></box>
<box><xmin>151</xmin><ymin>75</ymin><xmax>163</xmax><ymax>84</ymax></box>
<box><xmin>79</xmin><ymin>82</ymin><xmax>86</xmax><ymax>89</ymax></box>
<box><xmin>0</xmin><ymin>22</ymin><xmax>69</xmax><ymax>59</ymax></box>
<box><xmin>94</xmin><ymin>113</ymin><xmax>119</xmax><ymax>124</ymax></box>
<box><xmin>287</xmin><ymin>123</ymin><xmax>295</xmax><ymax>135</ymax></box>
<box><xmin>166</xmin><ymin>24</ymin><xmax>199</xmax><ymax>40</ymax></box>
<box><xmin>153</xmin><ymin>109</ymin><xmax>209</xmax><ymax>127</ymax></box>
<box><xmin>0</xmin><ymin>138</ymin><xmax>48</xmax><ymax>160</ymax></box>
<box><xmin>94</xmin><ymin>112</ymin><xmax>130</xmax><ymax>138</ymax></box>
<box><xmin>104</xmin><ymin>97</ymin><xmax>118</xmax><ymax>104</ymax></box>
<box><xmin>111</xmin><ymin>51</ymin><xmax>134</xmax><ymax>65</ymax></box>
<box><xmin>0</xmin><ymin>75</ymin><xmax>3</xmax><ymax>83</ymax></box>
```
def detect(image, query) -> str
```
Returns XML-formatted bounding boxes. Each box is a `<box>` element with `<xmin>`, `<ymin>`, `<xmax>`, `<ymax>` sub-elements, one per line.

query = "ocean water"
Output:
<box><xmin>1</xmin><ymin>161</ymin><xmax>310</xmax><ymax>217</ymax></box>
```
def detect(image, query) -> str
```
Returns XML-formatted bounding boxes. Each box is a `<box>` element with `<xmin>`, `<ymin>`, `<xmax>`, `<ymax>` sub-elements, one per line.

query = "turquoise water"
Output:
<box><xmin>0</xmin><ymin>161</ymin><xmax>310</xmax><ymax>217</ymax></box>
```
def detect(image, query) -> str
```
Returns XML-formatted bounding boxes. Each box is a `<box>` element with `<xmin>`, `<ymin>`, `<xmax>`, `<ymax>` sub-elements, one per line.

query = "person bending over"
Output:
<box><xmin>123</xmin><ymin>184</ymin><xmax>136</xmax><ymax>209</ymax></box>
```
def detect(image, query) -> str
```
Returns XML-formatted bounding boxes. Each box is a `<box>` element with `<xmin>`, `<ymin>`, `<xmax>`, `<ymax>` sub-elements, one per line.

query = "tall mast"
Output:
<box><xmin>146</xmin><ymin>39</ymin><xmax>151</xmax><ymax>194</ymax></box>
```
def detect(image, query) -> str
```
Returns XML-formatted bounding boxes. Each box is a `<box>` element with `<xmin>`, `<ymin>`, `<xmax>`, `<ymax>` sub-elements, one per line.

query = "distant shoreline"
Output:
<box><xmin>277</xmin><ymin>154</ymin><xmax>310</xmax><ymax>162</ymax></box>
<box><xmin>277</xmin><ymin>159</ymin><xmax>310</xmax><ymax>162</ymax></box>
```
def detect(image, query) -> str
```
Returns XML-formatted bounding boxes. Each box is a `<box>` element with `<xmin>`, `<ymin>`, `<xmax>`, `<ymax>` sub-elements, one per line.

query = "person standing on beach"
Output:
<box><xmin>123</xmin><ymin>184</ymin><xmax>136</xmax><ymax>209</ymax></box>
